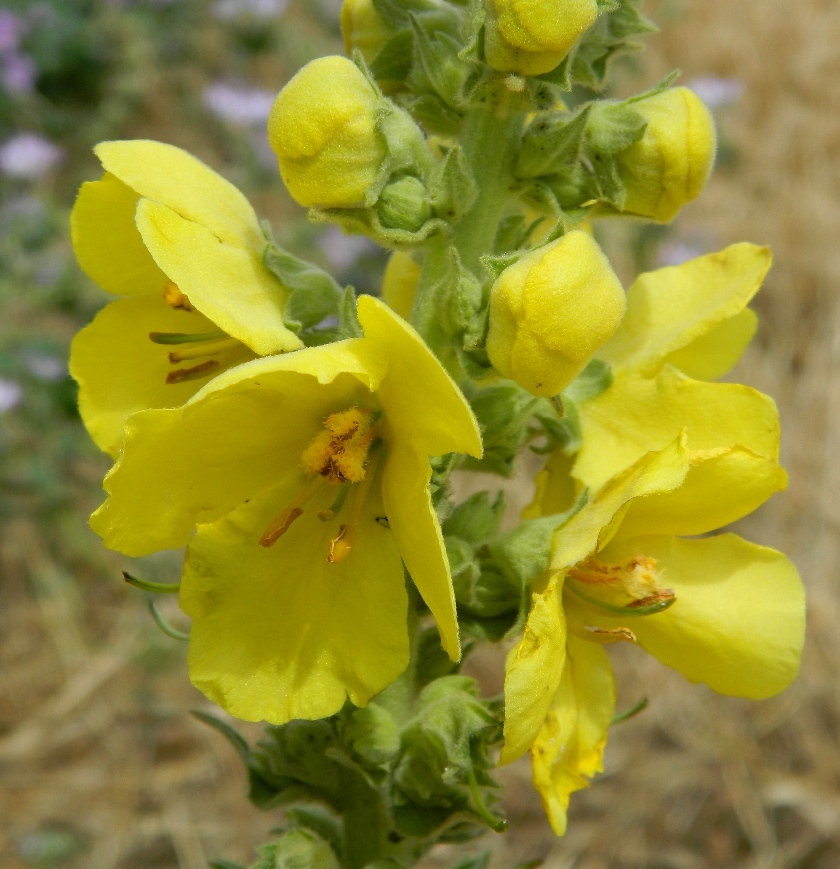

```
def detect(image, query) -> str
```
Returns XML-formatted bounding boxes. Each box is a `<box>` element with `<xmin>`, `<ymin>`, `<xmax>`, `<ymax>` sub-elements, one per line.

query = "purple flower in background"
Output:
<box><xmin>0</xmin><ymin>9</ymin><xmax>34</xmax><ymax>95</ymax></box>
<box><xmin>0</xmin><ymin>10</ymin><xmax>24</xmax><ymax>54</ymax></box>
<box><xmin>3</xmin><ymin>51</ymin><xmax>35</xmax><ymax>94</ymax></box>
<box><xmin>0</xmin><ymin>377</ymin><xmax>22</xmax><ymax>412</ymax></box>
<box><xmin>686</xmin><ymin>76</ymin><xmax>745</xmax><ymax>110</ymax></box>
<box><xmin>213</xmin><ymin>0</ymin><xmax>288</xmax><ymax>19</ymax></box>
<box><xmin>203</xmin><ymin>83</ymin><xmax>276</xmax><ymax>127</ymax></box>
<box><xmin>0</xmin><ymin>133</ymin><xmax>63</xmax><ymax>179</ymax></box>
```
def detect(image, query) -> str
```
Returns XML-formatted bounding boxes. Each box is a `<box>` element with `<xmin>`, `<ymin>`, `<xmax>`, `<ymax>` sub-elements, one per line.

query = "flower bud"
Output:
<box><xmin>486</xmin><ymin>230</ymin><xmax>625</xmax><ymax>397</ymax></box>
<box><xmin>616</xmin><ymin>87</ymin><xmax>716</xmax><ymax>222</ymax></box>
<box><xmin>376</xmin><ymin>175</ymin><xmax>431</xmax><ymax>232</ymax></box>
<box><xmin>483</xmin><ymin>0</ymin><xmax>598</xmax><ymax>76</ymax></box>
<box><xmin>381</xmin><ymin>250</ymin><xmax>421</xmax><ymax>320</ymax></box>
<box><xmin>341</xmin><ymin>0</ymin><xmax>391</xmax><ymax>62</ymax></box>
<box><xmin>268</xmin><ymin>56</ymin><xmax>386</xmax><ymax>209</ymax></box>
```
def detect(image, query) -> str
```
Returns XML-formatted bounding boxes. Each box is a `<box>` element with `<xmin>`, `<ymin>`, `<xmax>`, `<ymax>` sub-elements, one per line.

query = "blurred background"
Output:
<box><xmin>0</xmin><ymin>0</ymin><xmax>837</xmax><ymax>866</ymax></box>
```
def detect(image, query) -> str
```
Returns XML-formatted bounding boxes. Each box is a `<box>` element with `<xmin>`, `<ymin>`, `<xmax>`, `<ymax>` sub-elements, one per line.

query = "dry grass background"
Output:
<box><xmin>1</xmin><ymin>1</ymin><xmax>839</xmax><ymax>866</ymax></box>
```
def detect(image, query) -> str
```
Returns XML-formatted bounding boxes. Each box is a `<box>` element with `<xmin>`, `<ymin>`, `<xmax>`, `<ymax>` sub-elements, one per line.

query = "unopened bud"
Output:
<box><xmin>381</xmin><ymin>250</ymin><xmax>421</xmax><ymax>320</ymax></box>
<box><xmin>341</xmin><ymin>0</ymin><xmax>391</xmax><ymax>62</ymax></box>
<box><xmin>376</xmin><ymin>175</ymin><xmax>431</xmax><ymax>232</ymax></box>
<box><xmin>616</xmin><ymin>87</ymin><xmax>716</xmax><ymax>222</ymax></box>
<box><xmin>268</xmin><ymin>56</ymin><xmax>386</xmax><ymax>208</ymax></box>
<box><xmin>486</xmin><ymin>230</ymin><xmax>625</xmax><ymax>397</ymax></box>
<box><xmin>483</xmin><ymin>0</ymin><xmax>598</xmax><ymax>76</ymax></box>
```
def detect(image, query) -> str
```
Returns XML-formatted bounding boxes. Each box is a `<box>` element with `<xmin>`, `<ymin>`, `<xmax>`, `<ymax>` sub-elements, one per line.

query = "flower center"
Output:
<box><xmin>566</xmin><ymin>554</ymin><xmax>676</xmax><ymax>644</ymax></box>
<box><xmin>150</xmin><ymin>281</ymin><xmax>247</xmax><ymax>383</ymax></box>
<box><xmin>259</xmin><ymin>407</ymin><xmax>382</xmax><ymax>563</ymax></box>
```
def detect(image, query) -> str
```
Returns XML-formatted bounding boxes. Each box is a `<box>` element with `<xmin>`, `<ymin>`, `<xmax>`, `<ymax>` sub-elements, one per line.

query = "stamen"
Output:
<box><xmin>579</xmin><ymin>626</ymin><xmax>637</xmax><ymax>645</ymax></box>
<box><xmin>327</xmin><ymin>450</ymin><xmax>381</xmax><ymax>564</ymax></box>
<box><xmin>566</xmin><ymin>581</ymin><xmax>676</xmax><ymax>617</ymax></box>
<box><xmin>260</xmin><ymin>475</ymin><xmax>327</xmax><ymax>548</ymax></box>
<box><xmin>168</xmin><ymin>337</ymin><xmax>241</xmax><ymax>363</ymax></box>
<box><xmin>163</xmin><ymin>280</ymin><xmax>193</xmax><ymax>310</ymax></box>
<box><xmin>318</xmin><ymin>485</ymin><xmax>349</xmax><ymax>521</ymax></box>
<box><xmin>166</xmin><ymin>360</ymin><xmax>219</xmax><ymax>383</ymax></box>
<box><xmin>149</xmin><ymin>330</ymin><xmax>226</xmax><ymax>345</ymax></box>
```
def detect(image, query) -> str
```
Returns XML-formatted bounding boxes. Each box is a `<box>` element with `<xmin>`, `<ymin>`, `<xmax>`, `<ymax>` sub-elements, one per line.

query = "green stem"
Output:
<box><xmin>340</xmin><ymin>767</ymin><xmax>388</xmax><ymax>869</ymax></box>
<box><xmin>410</xmin><ymin>94</ymin><xmax>524</xmax><ymax>353</ymax></box>
<box><xmin>451</xmin><ymin>97</ymin><xmax>525</xmax><ymax>272</ymax></box>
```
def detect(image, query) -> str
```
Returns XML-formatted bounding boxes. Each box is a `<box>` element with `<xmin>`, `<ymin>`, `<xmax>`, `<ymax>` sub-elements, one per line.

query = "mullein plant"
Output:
<box><xmin>69</xmin><ymin>0</ymin><xmax>805</xmax><ymax>864</ymax></box>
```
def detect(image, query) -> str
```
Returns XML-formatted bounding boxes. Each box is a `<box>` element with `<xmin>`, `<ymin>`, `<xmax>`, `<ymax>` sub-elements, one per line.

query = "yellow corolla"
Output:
<box><xmin>504</xmin><ymin>437</ymin><xmax>805</xmax><ymax>835</ymax></box>
<box><xmin>89</xmin><ymin>296</ymin><xmax>482</xmax><ymax>724</ymax></box>
<box><xmin>70</xmin><ymin>140</ymin><xmax>302</xmax><ymax>457</ymax></box>
<box><xmin>530</xmin><ymin>242</ymin><xmax>778</xmax><ymax>514</ymax></box>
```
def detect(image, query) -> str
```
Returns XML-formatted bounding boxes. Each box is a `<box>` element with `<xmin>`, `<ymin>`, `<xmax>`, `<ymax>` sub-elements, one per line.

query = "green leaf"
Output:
<box><xmin>463</xmin><ymin>382</ymin><xmax>541</xmax><ymax>476</ymax></box>
<box><xmin>488</xmin><ymin>490</ymin><xmax>587</xmax><ymax>587</ymax></box>
<box><xmin>408</xmin><ymin>16</ymin><xmax>468</xmax><ymax>110</ymax></box>
<box><xmin>517</xmin><ymin>105</ymin><xmax>591</xmax><ymax>179</ymax></box>
<box><xmin>443</xmin><ymin>490</ymin><xmax>505</xmax><ymax>545</ymax></box>
<box><xmin>415</xmin><ymin>625</ymin><xmax>461</xmax><ymax>688</ymax></box>
<box><xmin>564</xmin><ymin>358</ymin><xmax>613</xmax><ymax>403</ymax></box>
<box><xmin>541</xmin><ymin>0</ymin><xmax>657</xmax><ymax>91</ymax></box>
<box><xmin>451</xmin><ymin>853</ymin><xmax>491</xmax><ymax>869</ymax></box>
<box><xmin>283</xmin><ymin>806</ymin><xmax>343</xmax><ymax>856</ymax></box>
<box><xmin>251</xmin><ymin>830</ymin><xmax>340</xmax><ymax>869</ymax></box>
<box><xmin>585</xmin><ymin>102</ymin><xmax>647</xmax><ymax>154</ymax></box>
<box><xmin>370</xmin><ymin>29</ymin><xmax>414</xmax><ymax>82</ymax></box>
<box><xmin>429</xmin><ymin>145</ymin><xmax>478</xmax><ymax>223</ymax></box>
<box><xmin>345</xmin><ymin>703</ymin><xmax>401</xmax><ymax>775</ymax></box>
<box><xmin>262</xmin><ymin>241</ymin><xmax>342</xmax><ymax>333</ymax></box>
<box><xmin>337</xmin><ymin>287</ymin><xmax>363</xmax><ymax>339</ymax></box>
<box><xmin>533</xmin><ymin>396</ymin><xmax>582</xmax><ymax>454</ymax></box>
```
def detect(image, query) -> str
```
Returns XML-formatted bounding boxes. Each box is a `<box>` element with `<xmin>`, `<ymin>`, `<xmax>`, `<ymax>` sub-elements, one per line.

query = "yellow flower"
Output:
<box><xmin>486</xmin><ymin>230</ymin><xmax>626</xmax><ymax>397</ymax></box>
<box><xmin>505</xmin><ymin>436</ymin><xmax>804</xmax><ymax>834</ymax></box>
<box><xmin>529</xmin><ymin>242</ymin><xmax>778</xmax><ymax>514</ymax></box>
<box><xmin>89</xmin><ymin>297</ymin><xmax>482</xmax><ymax>724</ymax></box>
<box><xmin>268</xmin><ymin>56</ymin><xmax>386</xmax><ymax>209</ymax></box>
<box><xmin>616</xmin><ymin>87</ymin><xmax>716</xmax><ymax>222</ymax></box>
<box><xmin>341</xmin><ymin>0</ymin><xmax>391</xmax><ymax>63</ymax></box>
<box><xmin>69</xmin><ymin>140</ymin><xmax>301</xmax><ymax>457</ymax></box>
<box><xmin>381</xmin><ymin>250</ymin><xmax>421</xmax><ymax>320</ymax></box>
<box><xmin>483</xmin><ymin>0</ymin><xmax>598</xmax><ymax>76</ymax></box>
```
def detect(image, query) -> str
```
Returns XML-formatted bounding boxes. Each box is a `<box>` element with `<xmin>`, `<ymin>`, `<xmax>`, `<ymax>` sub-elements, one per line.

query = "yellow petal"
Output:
<box><xmin>69</xmin><ymin>295</ymin><xmax>252</xmax><ymax>458</ymax></box>
<box><xmin>381</xmin><ymin>250</ymin><xmax>421</xmax><ymax>320</ymax></box>
<box><xmin>70</xmin><ymin>173</ymin><xmax>167</xmax><ymax>296</ymax></box>
<box><xmin>94</xmin><ymin>140</ymin><xmax>264</xmax><ymax>249</ymax></box>
<box><xmin>381</xmin><ymin>443</ymin><xmax>460</xmax><ymax>661</ymax></box>
<box><xmin>550</xmin><ymin>436</ymin><xmax>690</xmax><ymax>573</ymax></box>
<box><xmin>181</xmin><ymin>472</ymin><xmax>408</xmax><ymax>723</ymax></box>
<box><xmin>574</xmin><ymin>366</ymin><xmax>781</xmax><ymax>494</ymax></box>
<box><xmin>591</xmin><ymin>534</ymin><xmax>806</xmax><ymax>699</ymax></box>
<box><xmin>500</xmin><ymin>572</ymin><xmax>566</xmax><ymax>765</ymax></box>
<box><xmin>662</xmin><ymin>307</ymin><xmax>757</xmax><ymax>381</ymax></box>
<box><xmin>616</xmin><ymin>445</ymin><xmax>787</xmax><ymax>539</ymax></box>
<box><xmin>90</xmin><ymin>341</ymin><xmax>382</xmax><ymax>556</ymax></box>
<box><xmin>598</xmin><ymin>243</ymin><xmax>771</xmax><ymax>376</ymax></box>
<box><xmin>531</xmin><ymin>637</ymin><xmax>615</xmax><ymax>836</ymax></box>
<box><xmin>523</xmin><ymin>447</ymin><xmax>579</xmax><ymax>520</ymax></box>
<box><xmin>136</xmin><ymin>199</ymin><xmax>301</xmax><ymax>356</ymax></box>
<box><xmin>358</xmin><ymin>295</ymin><xmax>482</xmax><ymax>459</ymax></box>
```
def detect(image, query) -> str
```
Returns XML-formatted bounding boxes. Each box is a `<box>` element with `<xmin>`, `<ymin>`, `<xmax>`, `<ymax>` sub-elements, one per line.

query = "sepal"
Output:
<box><xmin>250</xmin><ymin>830</ymin><xmax>341</xmax><ymax>869</ymax></box>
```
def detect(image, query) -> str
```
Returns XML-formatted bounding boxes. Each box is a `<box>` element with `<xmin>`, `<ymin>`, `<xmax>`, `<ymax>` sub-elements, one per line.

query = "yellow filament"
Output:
<box><xmin>168</xmin><ymin>337</ymin><xmax>242</xmax><ymax>363</ymax></box>
<box><xmin>327</xmin><ymin>450</ymin><xmax>381</xmax><ymax>564</ymax></box>
<box><xmin>260</xmin><ymin>475</ymin><xmax>328</xmax><ymax>548</ymax></box>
